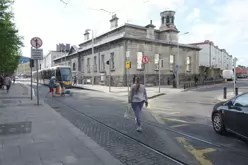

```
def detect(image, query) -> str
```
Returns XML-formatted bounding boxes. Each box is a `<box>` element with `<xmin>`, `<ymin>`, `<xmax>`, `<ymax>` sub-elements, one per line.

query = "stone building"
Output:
<box><xmin>54</xmin><ymin>11</ymin><xmax>201</xmax><ymax>86</ymax></box>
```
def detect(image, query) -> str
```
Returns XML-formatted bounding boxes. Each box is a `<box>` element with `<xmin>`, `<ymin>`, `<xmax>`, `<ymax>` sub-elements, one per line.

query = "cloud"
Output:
<box><xmin>185</xmin><ymin>8</ymin><xmax>200</xmax><ymax>23</ymax></box>
<box><xmin>183</xmin><ymin>0</ymin><xmax>248</xmax><ymax>65</ymax></box>
<box><xmin>13</xmin><ymin>0</ymin><xmax>186</xmax><ymax>58</ymax></box>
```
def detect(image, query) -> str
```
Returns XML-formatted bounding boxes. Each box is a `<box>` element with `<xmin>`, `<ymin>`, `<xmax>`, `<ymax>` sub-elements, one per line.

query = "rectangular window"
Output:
<box><xmin>110</xmin><ymin>52</ymin><xmax>115</xmax><ymax>70</ymax></box>
<box><xmin>154</xmin><ymin>54</ymin><xmax>159</xmax><ymax>70</ymax></box>
<box><xmin>81</xmin><ymin>58</ymin><xmax>84</xmax><ymax>73</ymax></box>
<box><xmin>186</xmin><ymin>56</ymin><xmax>191</xmax><ymax>72</ymax></box>
<box><xmin>94</xmin><ymin>56</ymin><xmax>97</xmax><ymax>72</ymax></box>
<box><xmin>101</xmin><ymin>54</ymin><xmax>105</xmax><ymax>72</ymax></box>
<box><xmin>87</xmin><ymin>58</ymin><xmax>90</xmax><ymax>73</ymax></box>
<box><xmin>137</xmin><ymin>52</ymin><xmax>144</xmax><ymax>70</ymax></box>
<box><xmin>169</xmin><ymin>55</ymin><xmax>175</xmax><ymax>71</ymax></box>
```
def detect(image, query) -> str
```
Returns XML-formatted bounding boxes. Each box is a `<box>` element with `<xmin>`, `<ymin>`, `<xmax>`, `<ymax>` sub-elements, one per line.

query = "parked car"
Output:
<box><xmin>212</xmin><ymin>92</ymin><xmax>248</xmax><ymax>140</ymax></box>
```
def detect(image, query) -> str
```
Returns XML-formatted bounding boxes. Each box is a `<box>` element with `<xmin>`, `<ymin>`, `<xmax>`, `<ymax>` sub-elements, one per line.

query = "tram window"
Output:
<box><xmin>60</xmin><ymin>68</ymin><xmax>72</xmax><ymax>81</ymax></box>
<box><xmin>56</xmin><ymin>69</ymin><xmax>61</xmax><ymax>81</ymax></box>
<box><xmin>48</xmin><ymin>70</ymin><xmax>52</xmax><ymax>79</ymax></box>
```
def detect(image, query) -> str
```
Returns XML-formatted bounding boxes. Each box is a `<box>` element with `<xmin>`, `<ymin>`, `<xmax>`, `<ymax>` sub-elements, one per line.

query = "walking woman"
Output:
<box><xmin>129</xmin><ymin>77</ymin><xmax>148</xmax><ymax>132</ymax></box>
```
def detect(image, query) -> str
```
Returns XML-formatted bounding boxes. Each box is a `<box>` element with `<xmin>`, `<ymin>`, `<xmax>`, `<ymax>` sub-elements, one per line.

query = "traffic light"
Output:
<box><xmin>29</xmin><ymin>59</ymin><xmax>34</xmax><ymax>68</ymax></box>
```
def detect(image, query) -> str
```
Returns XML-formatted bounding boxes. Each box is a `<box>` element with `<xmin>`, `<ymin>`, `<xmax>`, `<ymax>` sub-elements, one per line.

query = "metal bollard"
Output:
<box><xmin>235</xmin><ymin>87</ymin><xmax>238</xmax><ymax>96</ymax></box>
<box><xmin>223</xmin><ymin>87</ymin><xmax>227</xmax><ymax>99</ymax></box>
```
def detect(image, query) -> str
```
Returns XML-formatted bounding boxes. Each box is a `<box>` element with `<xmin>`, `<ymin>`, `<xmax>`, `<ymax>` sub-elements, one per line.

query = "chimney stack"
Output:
<box><xmin>145</xmin><ymin>20</ymin><xmax>156</xmax><ymax>39</ymax></box>
<box><xmin>84</xmin><ymin>30</ymin><xmax>90</xmax><ymax>41</ymax></box>
<box><xmin>109</xmin><ymin>14</ymin><xmax>119</xmax><ymax>29</ymax></box>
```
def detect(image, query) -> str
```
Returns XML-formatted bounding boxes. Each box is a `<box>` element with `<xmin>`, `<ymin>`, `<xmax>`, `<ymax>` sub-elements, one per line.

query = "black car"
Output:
<box><xmin>212</xmin><ymin>92</ymin><xmax>248</xmax><ymax>139</ymax></box>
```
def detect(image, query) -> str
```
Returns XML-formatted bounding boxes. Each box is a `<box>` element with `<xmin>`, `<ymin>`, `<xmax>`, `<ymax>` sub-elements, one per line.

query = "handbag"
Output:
<box><xmin>124</xmin><ymin>104</ymin><xmax>132</xmax><ymax>118</ymax></box>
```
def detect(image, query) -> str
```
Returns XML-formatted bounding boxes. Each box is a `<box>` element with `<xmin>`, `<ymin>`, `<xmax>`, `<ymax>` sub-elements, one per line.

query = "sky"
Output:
<box><xmin>13</xmin><ymin>0</ymin><xmax>248</xmax><ymax>65</ymax></box>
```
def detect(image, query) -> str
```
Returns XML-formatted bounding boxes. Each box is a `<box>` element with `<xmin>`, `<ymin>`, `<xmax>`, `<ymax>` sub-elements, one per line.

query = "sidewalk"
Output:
<box><xmin>216</xmin><ymin>92</ymin><xmax>237</xmax><ymax>101</ymax></box>
<box><xmin>73</xmin><ymin>84</ymin><xmax>183</xmax><ymax>99</ymax></box>
<box><xmin>0</xmin><ymin>83</ymin><xmax>123</xmax><ymax>165</ymax></box>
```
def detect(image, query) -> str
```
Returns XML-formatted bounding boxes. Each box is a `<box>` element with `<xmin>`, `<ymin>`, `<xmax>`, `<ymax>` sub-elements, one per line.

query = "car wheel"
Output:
<box><xmin>212</xmin><ymin>113</ymin><xmax>226</xmax><ymax>135</ymax></box>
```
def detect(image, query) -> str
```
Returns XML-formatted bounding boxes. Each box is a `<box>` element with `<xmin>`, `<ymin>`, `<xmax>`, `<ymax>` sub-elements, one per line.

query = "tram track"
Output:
<box><xmin>53</xmin><ymin>96</ymin><xmax>248</xmax><ymax>158</ymax></box>
<box><xmin>32</xmin><ymin>83</ymin><xmax>248</xmax><ymax>159</ymax></box>
<box><xmin>49</xmin><ymin>98</ymin><xmax>187</xmax><ymax>165</ymax></box>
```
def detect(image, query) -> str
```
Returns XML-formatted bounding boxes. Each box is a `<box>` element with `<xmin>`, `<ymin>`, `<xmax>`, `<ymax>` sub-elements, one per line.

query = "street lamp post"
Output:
<box><xmin>86</xmin><ymin>29</ymin><xmax>95</xmax><ymax>84</ymax></box>
<box><xmin>176</xmin><ymin>32</ymin><xmax>189</xmax><ymax>87</ymax></box>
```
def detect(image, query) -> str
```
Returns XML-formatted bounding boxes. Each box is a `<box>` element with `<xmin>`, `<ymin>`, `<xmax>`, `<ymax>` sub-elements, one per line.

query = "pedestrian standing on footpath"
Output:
<box><xmin>132</xmin><ymin>75</ymin><xmax>136</xmax><ymax>84</ymax></box>
<box><xmin>49</xmin><ymin>76</ymin><xmax>55</xmax><ymax>97</ymax></box>
<box><xmin>73</xmin><ymin>76</ymin><xmax>77</xmax><ymax>85</ymax></box>
<box><xmin>4</xmin><ymin>75</ymin><xmax>12</xmax><ymax>93</ymax></box>
<box><xmin>0</xmin><ymin>75</ymin><xmax>4</xmax><ymax>89</ymax></box>
<box><xmin>12</xmin><ymin>76</ymin><xmax>16</xmax><ymax>84</ymax></box>
<box><xmin>129</xmin><ymin>77</ymin><xmax>148</xmax><ymax>132</ymax></box>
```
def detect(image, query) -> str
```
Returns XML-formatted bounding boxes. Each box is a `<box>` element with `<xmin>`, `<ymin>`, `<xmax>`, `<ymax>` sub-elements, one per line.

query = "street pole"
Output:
<box><xmin>176</xmin><ymin>43</ymin><xmax>179</xmax><ymax>88</ymax></box>
<box><xmin>60</xmin><ymin>46</ymin><xmax>62</xmax><ymax>65</ymax></box>
<box><xmin>36</xmin><ymin>60</ymin><xmax>39</xmax><ymax>105</ymax></box>
<box><xmin>30</xmin><ymin>65</ymin><xmax>32</xmax><ymax>100</ymax></box>
<box><xmin>109</xmin><ymin>57</ymin><xmax>111</xmax><ymax>92</ymax></box>
<box><xmin>159</xmin><ymin>59</ymin><xmax>161</xmax><ymax>93</ymax></box>
<box><xmin>92</xmin><ymin>30</ymin><xmax>94</xmax><ymax>85</ymax></box>
<box><xmin>144</xmin><ymin>64</ymin><xmax>146</xmax><ymax>87</ymax></box>
<box><xmin>233</xmin><ymin>57</ymin><xmax>237</xmax><ymax>93</ymax></box>
<box><xmin>176</xmin><ymin>32</ymin><xmax>189</xmax><ymax>88</ymax></box>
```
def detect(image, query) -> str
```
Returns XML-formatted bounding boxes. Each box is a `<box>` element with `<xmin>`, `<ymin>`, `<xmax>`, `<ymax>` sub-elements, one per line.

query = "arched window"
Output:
<box><xmin>73</xmin><ymin>63</ymin><xmax>76</xmax><ymax>71</ymax></box>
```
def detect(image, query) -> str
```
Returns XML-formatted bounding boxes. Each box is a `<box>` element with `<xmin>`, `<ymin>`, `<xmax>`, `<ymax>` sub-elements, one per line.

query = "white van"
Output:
<box><xmin>222</xmin><ymin>70</ymin><xmax>234</xmax><ymax>81</ymax></box>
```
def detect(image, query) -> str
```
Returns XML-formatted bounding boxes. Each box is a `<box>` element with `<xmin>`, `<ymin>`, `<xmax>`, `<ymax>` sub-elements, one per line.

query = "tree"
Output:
<box><xmin>0</xmin><ymin>0</ymin><xmax>24</xmax><ymax>75</ymax></box>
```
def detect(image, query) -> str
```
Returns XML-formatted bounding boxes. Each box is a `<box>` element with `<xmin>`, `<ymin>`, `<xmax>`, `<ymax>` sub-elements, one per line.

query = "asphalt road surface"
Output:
<box><xmin>24</xmin><ymin>81</ymin><xmax>248</xmax><ymax>165</ymax></box>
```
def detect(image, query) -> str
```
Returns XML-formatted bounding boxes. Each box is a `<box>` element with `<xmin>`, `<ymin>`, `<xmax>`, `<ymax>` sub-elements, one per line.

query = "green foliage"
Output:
<box><xmin>0</xmin><ymin>0</ymin><xmax>24</xmax><ymax>74</ymax></box>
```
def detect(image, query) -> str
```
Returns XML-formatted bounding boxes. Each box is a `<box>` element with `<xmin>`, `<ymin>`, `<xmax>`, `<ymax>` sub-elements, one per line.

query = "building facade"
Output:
<box><xmin>54</xmin><ymin>11</ymin><xmax>201</xmax><ymax>86</ymax></box>
<box><xmin>41</xmin><ymin>51</ymin><xmax>67</xmax><ymax>69</ymax></box>
<box><xmin>190</xmin><ymin>40</ymin><xmax>233</xmax><ymax>79</ymax></box>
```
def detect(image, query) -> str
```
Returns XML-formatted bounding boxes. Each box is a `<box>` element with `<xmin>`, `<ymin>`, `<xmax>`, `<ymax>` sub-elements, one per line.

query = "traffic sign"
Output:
<box><xmin>31</xmin><ymin>37</ymin><xmax>43</xmax><ymax>49</ymax></box>
<box><xmin>126</xmin><ymin>61</ymin><xmax>131</xmax><ymax>69</ymax></box>
<box><xmin>142</xmin><ymin>56</ymin><xmax>150</xmax><ymax>64</ymax></box>
<box><xmin>126</xmin><ymin>51</ymin><xmax>130</xmax><ymax>58</ymax></box>
<box><xmin>31</xmin><ymin>48</ymin><xmax>43</xmax><ymax>60</ymax></box>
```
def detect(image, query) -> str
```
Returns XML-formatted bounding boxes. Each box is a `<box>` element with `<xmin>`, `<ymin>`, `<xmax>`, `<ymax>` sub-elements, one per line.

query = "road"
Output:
<box><xmin>21</xmin><ymin>80</ymin><xmax>248</xmax><ymax>165</ymax></box>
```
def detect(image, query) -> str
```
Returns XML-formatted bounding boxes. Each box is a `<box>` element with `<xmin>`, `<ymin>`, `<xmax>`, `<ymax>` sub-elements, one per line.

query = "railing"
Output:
<box><xmin>182</xmin><ymin>79</ymin><xmax>225</xmax><ymax>90</ymax></box>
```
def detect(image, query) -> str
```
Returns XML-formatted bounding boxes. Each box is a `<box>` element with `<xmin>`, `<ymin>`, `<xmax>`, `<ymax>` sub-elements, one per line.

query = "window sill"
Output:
<box><xmin>100</xmin><ymin>70</ymin><xmax>106</xmax><ymax>73</ymax></box>
<box><xmin>111</xmin><ymin>68</ymin><xmax>115</xmax><ymax>72</ymax></box>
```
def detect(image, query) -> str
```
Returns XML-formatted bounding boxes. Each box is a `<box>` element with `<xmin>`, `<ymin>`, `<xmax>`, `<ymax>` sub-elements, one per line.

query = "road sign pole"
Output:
<box><xmin>142</xmin><ymin>56</ymin><xmax>150</xmax><ymax>87</ymax></box>
<box><xmin>36</xmin><ymin>59</ymin><xmax>39</xmax><ymax>105</ymax></box>
<box><xmin>159</xmin><ymin>59</ymin><xmax>161</xmax><ymax>93</ymax></box>
<box><xmin>30</xmin><ymin>65</ymin><xmax>32</xmax><ymax>100</ymax></box>
<box><xmin>109</xmin><ymin>58</ymin><xmax>111</xmax><ymax>92</ymax></box>
<box><xmin>144</xmin><ymin>64</ymin><xmax>146</xmax><ymax>87</ymax></box>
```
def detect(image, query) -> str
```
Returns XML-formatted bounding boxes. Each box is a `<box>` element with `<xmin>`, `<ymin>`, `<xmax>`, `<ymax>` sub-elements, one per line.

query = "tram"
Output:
<box><xmin>32</xmin><ymin>66</ymin><xmax>72</xmax><ymax>87</ymax></box>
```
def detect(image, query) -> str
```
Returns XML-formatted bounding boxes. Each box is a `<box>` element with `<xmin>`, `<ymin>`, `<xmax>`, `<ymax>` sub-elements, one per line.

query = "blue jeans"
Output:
<box><xmin>131</xmin><ymin>101</ymin><xmax>144</xmax><ymax>126</ymax></box>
